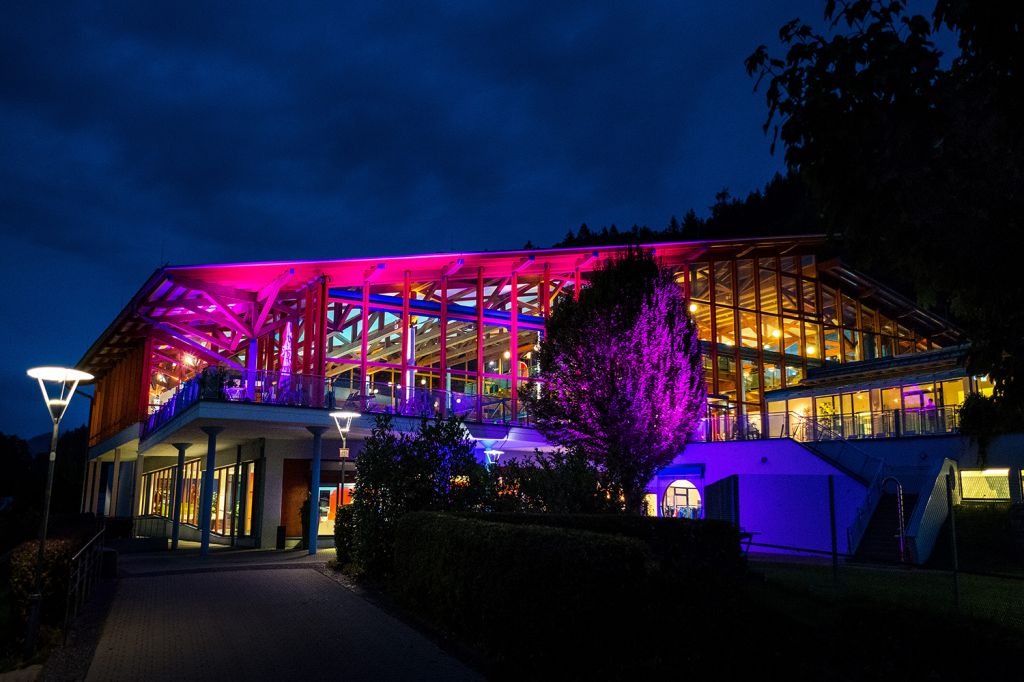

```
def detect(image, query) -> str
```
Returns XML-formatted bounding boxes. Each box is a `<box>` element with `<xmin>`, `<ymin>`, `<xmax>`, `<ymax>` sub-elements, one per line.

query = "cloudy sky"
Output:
<box><xmin>1</xmin><ymin>1</ymin><xmax>835</xmax><ymax>437</ymax></box>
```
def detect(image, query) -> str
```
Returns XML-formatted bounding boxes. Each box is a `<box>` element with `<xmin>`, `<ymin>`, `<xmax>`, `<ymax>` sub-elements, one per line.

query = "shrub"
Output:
<box><xmin>333</xmin><ymin>506</ymin><xmax>355</xmax><ymax>566</ymax></box>
<box><xmin>352</xmin><ymin>414</ymin><xmax>486</xmax><ymax>576</ymax></box>
<box><xmin>393</xmin><ymin>512</ymin><xmax>654</xmax><ymax>676</ymax></box>
<box><xmin>458</xmin><ymin>512</ymin><xmax>744</xmax><ymax>582</ymax></box>
<box><xmin>9</xmin><ymin>536</ymin><xmax>81</xmax><ymax>626</ymax></box>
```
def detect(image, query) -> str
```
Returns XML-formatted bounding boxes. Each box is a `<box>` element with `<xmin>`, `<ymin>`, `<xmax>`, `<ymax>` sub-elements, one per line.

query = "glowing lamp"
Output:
<box><xmin>771</xmin><ymin>329</ymin><xmax>781</xmax><ymax>339</ymax></box>
<box><xmin>25</xmin><ymin>366</ymin><xmax>93</xmax><ymax>654</ymax></box>
<box><xmin>503</xmin><ymin>350</ymin><xmax>511</xmax><ymax>360</ymax></box>
<box><xmin>330</xmin><ymin>410</ymin><xmax>361</xmax><ymax>513</ymax></box>
<box><xmin>484</xmin><ymin>449</ymin><xmax>504</xmax><ymax>466</ymax></box>
<box><xmin>689</xmin><ymin>303</ymin><xmax>698</xmax><ymax>313</ymax></box>
<box><xmin>27</xmin><ymin>367</ymin><xmax>93</xmax><ymax>422</ymax></box>
<box><xmin>805</xmin><ymin>344</ymin><xmax>816</xmax><ymax>355</ymax></box>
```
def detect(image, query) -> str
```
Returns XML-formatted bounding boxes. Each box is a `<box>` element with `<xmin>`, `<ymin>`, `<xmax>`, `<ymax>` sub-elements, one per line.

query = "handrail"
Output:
<box><xmin>64</xmin><ymin>527</ymin><xmax>105</xmax><ymax>638</ymax></box>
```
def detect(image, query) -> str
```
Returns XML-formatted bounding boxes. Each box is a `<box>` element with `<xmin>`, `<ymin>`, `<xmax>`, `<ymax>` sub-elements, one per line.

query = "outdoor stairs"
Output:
<box><xmin>855</xmin><ymin>492</ymin><xmax>919</xmax><ymax>564</ymax></box>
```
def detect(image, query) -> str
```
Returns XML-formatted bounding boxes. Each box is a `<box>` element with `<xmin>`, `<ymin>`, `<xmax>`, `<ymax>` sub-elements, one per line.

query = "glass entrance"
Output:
<box><xmin>662</xmin><ymin>480</ymin><xmax>702</xmax><ymax>519</ymax></box>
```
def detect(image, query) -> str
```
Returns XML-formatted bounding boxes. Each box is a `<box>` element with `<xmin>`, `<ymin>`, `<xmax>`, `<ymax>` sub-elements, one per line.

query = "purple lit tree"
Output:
<box><xmin>525</xmin><ymin>248</ymin><xmax>706</xmax><ymax>513</ymax></box>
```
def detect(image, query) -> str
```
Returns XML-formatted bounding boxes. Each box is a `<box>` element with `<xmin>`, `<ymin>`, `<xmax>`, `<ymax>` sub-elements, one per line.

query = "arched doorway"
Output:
<box><xmin>662</xmin><ymin>479</ymin><xmax>702</xmax><ymax>519</ymax></box>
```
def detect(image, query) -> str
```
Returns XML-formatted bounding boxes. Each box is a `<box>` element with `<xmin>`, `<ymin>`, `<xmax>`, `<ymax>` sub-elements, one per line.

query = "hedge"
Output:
<box><xmin>393</xmin><ymin>512</ymin><xmax>655</xmax><ymax>675</ymax></box>
<box><xmin>457</xmin><ymin>512</ymin><xmax>744</xmax><ymax>582</ymax></box>
<box><xmin>9</xmin><ymin>518</ymin><xmax>101</xmax><ymax>627</ymax></box>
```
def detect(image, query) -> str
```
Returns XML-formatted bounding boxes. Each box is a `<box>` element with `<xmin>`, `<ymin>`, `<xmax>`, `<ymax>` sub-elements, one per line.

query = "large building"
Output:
<box><xmin>77</xmin><ymin>235</ymin><xmax>1020</xmax><ymax>560</ymax></box>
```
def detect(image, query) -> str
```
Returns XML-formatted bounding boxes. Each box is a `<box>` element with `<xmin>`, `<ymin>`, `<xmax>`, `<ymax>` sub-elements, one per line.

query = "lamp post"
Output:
<box><xmin>25</xmin><ymin>366</ymin><xmax>93</xmax><ymax>655</ymax></box>
<box><xmin>330</xmin><ymin>411</ymin><xmax>360</xmax><ymax>515</ymax></box>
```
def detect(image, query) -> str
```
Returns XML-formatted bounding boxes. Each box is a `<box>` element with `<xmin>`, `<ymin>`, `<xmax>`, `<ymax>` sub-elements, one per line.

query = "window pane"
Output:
<box><xmin>690</xmin><ymin>263</ymin><xmax>710</xmax><ymax>302</ymax></box>
<box><xmin>715</xmin><ymin>307</ymin><xmax>736</xmax><ymax>347</ymax></box>
<box><xmin>736</xmin><ymin>260</ymin><xmax>756</xmax><ymax>309</ymax></box>
<box><xmin>714</xmin><ymin>262</ymin><xmax>734</xmax><ymax>306</ymax></box>
<box><xmin>759</xmin><ymin>268</ymin><xmax>778</xmax><ymax>314</ymax></box>
<box><xmin>739</xmin><ymin>310</ymin><xmax>758</xmax><ymax>349</ymax></box>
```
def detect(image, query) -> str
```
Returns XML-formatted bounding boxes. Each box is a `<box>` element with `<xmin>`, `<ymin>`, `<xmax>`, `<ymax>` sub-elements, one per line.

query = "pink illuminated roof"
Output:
<box><xmin>78</xmin><ymin>235</ymin><xmax>833</xmax><ymax>374</ymax></box>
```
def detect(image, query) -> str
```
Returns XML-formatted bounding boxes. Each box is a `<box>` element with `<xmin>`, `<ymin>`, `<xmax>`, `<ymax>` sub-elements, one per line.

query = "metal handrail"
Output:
<box><xmin>64</xmin><ymin>528</ymin><xmax>105</xmax><ymax>638</ymax></box>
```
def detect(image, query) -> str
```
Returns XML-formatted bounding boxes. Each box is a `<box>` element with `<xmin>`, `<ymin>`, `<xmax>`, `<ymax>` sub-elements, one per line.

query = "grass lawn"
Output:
<box><xmin>751</xmin><ymin>557</ymin><xmax>1024</xmax><ymax>631</ymax></box>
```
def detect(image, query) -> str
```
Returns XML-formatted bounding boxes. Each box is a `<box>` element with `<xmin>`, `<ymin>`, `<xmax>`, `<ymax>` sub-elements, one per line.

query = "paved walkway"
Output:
<box><xmin>84</xmin><ymin>549</ymin><xmax>482</xmax><ymax>681</ymax></box>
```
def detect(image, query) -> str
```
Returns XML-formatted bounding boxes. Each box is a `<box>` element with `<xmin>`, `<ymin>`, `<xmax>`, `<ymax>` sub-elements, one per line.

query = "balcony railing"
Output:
<box><xmin>690</xmin><ymin>405</ymin><xmax>960</xmax><ymax>443</ymax></box>
<box><xmin>141</xmin><ymin>370</ymin><xmax>533</xmax><ymax>441</ymax></box>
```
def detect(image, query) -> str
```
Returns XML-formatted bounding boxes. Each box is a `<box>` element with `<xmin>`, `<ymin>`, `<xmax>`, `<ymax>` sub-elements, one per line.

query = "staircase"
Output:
<box><xmin>855</xmin><ymin>492</ymin><xmax>918</xmax><ymax>563</ymax></box>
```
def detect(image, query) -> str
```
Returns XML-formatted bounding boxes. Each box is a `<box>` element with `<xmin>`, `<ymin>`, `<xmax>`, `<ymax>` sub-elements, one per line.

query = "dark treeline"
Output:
<box><xmin>550</xmin><ymin>171</ymin><xmax>822</xmax><ymax>249</ymax></box>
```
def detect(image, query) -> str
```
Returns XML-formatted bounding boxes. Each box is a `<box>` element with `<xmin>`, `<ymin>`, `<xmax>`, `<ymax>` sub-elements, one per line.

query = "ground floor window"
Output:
<box><xmin>960</xmin><ymin>469</ymin><xmax>1011</xmax><ymax>500</ymax></box>
<box><xmin>141</xmin><ymin>459</ymin><xmax>256</xmax><ymax>536</ymax></box>
<box><xmin>317</xmin><ymin>483</ymin><xmax>354</xmax><ymax>536</ymax></box>
<box><xmin>662</xmin><ymin>479</ymin><xmax>702</xmax><ymax>519</ymax></box>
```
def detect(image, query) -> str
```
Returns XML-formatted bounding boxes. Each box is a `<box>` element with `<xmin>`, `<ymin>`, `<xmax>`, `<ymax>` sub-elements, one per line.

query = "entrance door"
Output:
<box><xmin>662</xmin><ymin>480</ymin><xmax>702</xmax><ymax>519</ymax></box>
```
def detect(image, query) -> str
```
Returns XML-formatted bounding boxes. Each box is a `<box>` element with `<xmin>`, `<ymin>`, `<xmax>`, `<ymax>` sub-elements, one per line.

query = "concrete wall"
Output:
<box><xmin>736</xmin><ymin>474</ymin><xmax>864</xmax><ymax>554</ymax></box>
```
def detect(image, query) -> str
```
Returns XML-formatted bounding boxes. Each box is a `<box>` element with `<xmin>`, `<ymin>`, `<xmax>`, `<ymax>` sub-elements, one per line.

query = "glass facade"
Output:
<box><xmin>682</xmin><ymin>254</ymin><xmax>946</xmax><ymax>438</ymax></box>
<box><xmin>141</xmin><ymin>460</ymin><xmax>255</xmax><ymax>536</ymax></box>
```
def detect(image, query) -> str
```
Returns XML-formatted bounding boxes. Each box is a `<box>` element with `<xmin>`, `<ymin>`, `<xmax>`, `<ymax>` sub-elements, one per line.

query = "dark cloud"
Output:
<box><xmin>0</xmin><ymin>0</ymin><xmax>828</xmax><ymax>435</ymax></box>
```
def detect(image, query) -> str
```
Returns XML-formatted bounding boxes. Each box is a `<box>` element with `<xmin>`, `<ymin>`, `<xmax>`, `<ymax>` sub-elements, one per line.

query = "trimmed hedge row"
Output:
<box><xmin>457</xmin><ymin>512</ymin><xmax>744</xmax><ymax>581</ymax></box>
<box><xmin>394</xmin><ymin>512</ymin><xmax>656</xmax><ymax>675</ymax></box>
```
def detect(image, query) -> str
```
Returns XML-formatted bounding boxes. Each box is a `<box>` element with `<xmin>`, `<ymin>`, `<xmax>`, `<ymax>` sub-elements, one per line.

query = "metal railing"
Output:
<box><xmin>64</xmin><ymin>528</ymin><xmax>105</xmax><ymax>636</ymax></box>
<box><xmin>690</xmin><ymin>405</ymin><xmax>960</xmax><ymax>443</ymax></box>
<box><xmin>330</xmin><ymin>379</ymin><xmax>533</xmax><ymax>426</ymax></box>
<box><xmin>142</xmin><ymin>370</ymin><xmax>535</xmax><ymax>440</ymax></box>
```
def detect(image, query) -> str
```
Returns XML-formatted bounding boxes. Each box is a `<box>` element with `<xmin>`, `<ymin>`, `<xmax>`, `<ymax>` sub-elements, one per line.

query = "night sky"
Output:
<box><xmin>1</xmin><ymin>1</ymin><xmax>829</xmax><ymax>438</ymax></box>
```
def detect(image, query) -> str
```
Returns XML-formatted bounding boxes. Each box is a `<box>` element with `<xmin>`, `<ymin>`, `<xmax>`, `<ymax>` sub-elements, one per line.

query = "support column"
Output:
<box><xmin>82</xmin><ymin>461</ymin><xmax>95</xmax><ymax>514</ymax></box>
<box><xmin>170</xmin><ymin>443</ymin><xmax>192</xmax><ymax>550</ymax></box>
<box><xmin>90</xmin><ymin>461</ymin><xmax>102</xmax><ymax>515</ymax></box>
<box><xmin>510</xmin><ymin>272</ymin><xmax>519</xmax><ymax>424</ymax></box>
<box><xmin>307</xmin><ymin>426</ymin><xmax>328</xmax><ymax>556</ymax></box>
<box><xmin>109</xmin><ymin>448</ymin><xmax>122</xmax><ymax>517</ymax></box>
<box><xmin>199</xmin><ymin>427</ymin><xmax>223</xmax><ymax>558</ymax></box>
<box><xmin>246</xmin><ymin>338</ymin><xmax>258</xmax><ymax>401</ymax></box>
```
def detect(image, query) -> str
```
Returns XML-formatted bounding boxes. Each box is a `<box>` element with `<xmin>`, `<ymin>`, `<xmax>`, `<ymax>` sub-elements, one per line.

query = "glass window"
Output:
<box><xmin>739</xmin><ymin>310</ymin><xmax>758</xmax><ymax>349</ymax></box>
<box><xmin>690</xmin><ymin>263</ymin><xmax>710</xmax><ymax>302</ymax></box>
<box><xmin>763</xmin><ymin>360</ymin><xmax>782</xmax><ymax>392</ymax></box>
<box><xmin>780</xmin><ymin>256</ymin><xmax>798</xmax><ymax>274</ymax></box>
<box><xmin>802</xmin><ymin>280</ymin><xmax>818</xmax><ymax>316</ymax></box>
<box><xmin>714</xmin><ymin>262</ymin><xmax>734</xmax><ymax>306</ymax></box>
<box><xmin>736</xmin><ymin>260</ymin><xmax>756</xmax><ymax>310</ymax></box>
<box><xmin>785</xmin><ymin>364</ymin><xmax>805</xmax><ymax>387</ymax></box>
<box><xmin>780</xmin><ymin>275</ymin><xmax>799</xmax><ymax>314</ymax></box>
<box><xmin>691</xmin><ymin>302</ymin><xmax>712</xmax><ymax>342</ymax></box>
<box><xmin>843</xmin><ymin>329</ymin><xmax>862</xmax><ymax>363</ymax></box>
<box><xmin>821</xmin><ymin>287</ymin><xmax>838</xmax><ymax>326</ymax></box>
<box><xmin>761</xmin><ymin>317</ymin><xmax>781</xmax><ymax>354</ymax></box>
<box><xmin>803</xmin><ymin>322</ymin><xmax>821</xmax><ymax>360</ymax></box>
<box><xmin>717</xmin><ymin>354</ymin><xmax>737</xmax><ymax>398</ymax></box>
<box><xmin>940</xmin><ymin>380</ymin><xmax>966</xmax><ymax>407</ymax></box>
<box><xmin>715</xmin><ymin>307</ymin><xmax>736</xmax><ymax>347</ymax></box>
<box><xmin>823</xmin><ymin>327</ymin><xmax>841</xmax><ymax>362</ymax></box>
<box><xmin>759</xmin><ymin>268</ymin><xmax>778</xmax><ymax>314</ymax></box>
<box><xmin>782</xmin><ymin>317</ymin><xmax>801</xmax><ymax>356</ymax></box>
<box><xmin>740</xmin><ymin>359</ymin><xmax>760</xmax><ymax>405</ymax></box>
<box><xmin>960</xmin><ymin>469</ymin><xmax>1011</xmax><ymax>500</ymax></box>
<box><xmin>801</xmin><ymin>255</ymin><xmax>816</xmax><ymax>279</ymax></box>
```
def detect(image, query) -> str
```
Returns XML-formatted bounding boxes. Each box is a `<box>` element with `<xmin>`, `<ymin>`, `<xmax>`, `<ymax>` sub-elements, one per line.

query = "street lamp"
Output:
<box><xmin>330</xmin><ymin>411</ymin><xmax>360</xmax><ymax>513</ymax></box>
<box><xmin>484</xmin><ymin>449</ymin><xmax>504</xmax><ymax>467</ymax></box>
<box><xmin>25</xmin><ymin>366</ymin><xmax>93</xmax><ymax>655</ymax></box>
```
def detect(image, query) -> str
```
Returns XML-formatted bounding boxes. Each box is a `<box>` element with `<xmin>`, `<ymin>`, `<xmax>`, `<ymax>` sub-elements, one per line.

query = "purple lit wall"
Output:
<box><xmin>651</xmin><ymin>439</ymin><xmax>866</xmax><ymax>554</ymax></box>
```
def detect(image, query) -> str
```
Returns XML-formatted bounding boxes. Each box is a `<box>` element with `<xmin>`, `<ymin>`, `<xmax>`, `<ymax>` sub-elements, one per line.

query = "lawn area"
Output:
<box><xmin>751</xmin><ymin>557</ymin><xmax>1024</xmax><ymax>632</ymax></box>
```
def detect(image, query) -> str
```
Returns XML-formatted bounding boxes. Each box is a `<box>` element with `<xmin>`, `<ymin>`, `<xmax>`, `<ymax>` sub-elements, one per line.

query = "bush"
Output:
<box><xmin>9</xmin><ymin>537</ymin><xmax>81</xmax><ymax>626</ymax></box>
<box><xmin>352</xmin><ymin>414</ymin><xmax>486</xmax><ymax>576</ymax></box>
<box><xmin>458</xmin><ymin>512</ymin><xmax>744</xmax><ymax>582</ymax></box>
<box><xmin>393</xmin><ymin>512</ymin><xmax>654</xmax><ymax>676</ymax></box>
<box><xmin>333</xmin><ymin>506</ymin><xmax>355</xmax><ymax>566</ymax></box>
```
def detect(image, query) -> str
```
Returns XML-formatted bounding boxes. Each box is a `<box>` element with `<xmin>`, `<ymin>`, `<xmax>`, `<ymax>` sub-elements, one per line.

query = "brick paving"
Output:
<box><xmin>85</xmin><ymin>561</ymin><xmax>482</xmax><ymax>681</ymax></box>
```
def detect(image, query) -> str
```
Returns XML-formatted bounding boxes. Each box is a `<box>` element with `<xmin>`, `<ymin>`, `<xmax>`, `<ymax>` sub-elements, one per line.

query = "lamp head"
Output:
<box><xmin>27</xmin><ymin>366</ymin><xmax>93</xmax><ymax>423</ymax></box>
<box><xmin>330</xmin><ymin>410</ymin><xmax>361</xmax><ymax>435</ymax></box>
